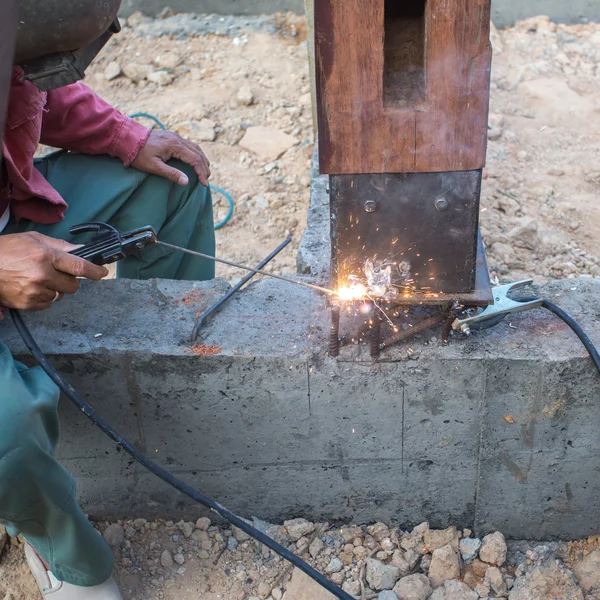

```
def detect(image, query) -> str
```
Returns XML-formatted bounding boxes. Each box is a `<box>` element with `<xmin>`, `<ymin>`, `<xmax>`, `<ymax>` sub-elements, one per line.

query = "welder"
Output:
<box><xmin>0</xmin><ymin>2</ymin><xmax>216</xmax><ymax>598</ymax></box>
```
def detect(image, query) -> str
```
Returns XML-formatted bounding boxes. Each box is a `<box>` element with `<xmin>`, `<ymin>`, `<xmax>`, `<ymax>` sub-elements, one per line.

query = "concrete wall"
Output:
<box><xmin>119</xmin><ymin>0</ymin><xmax>599</xmax><ymax>27</ymax></box>
<box><xmin>3</xmin><ymin>273</ymin><xmax>600</xmax><ymax>540</ymax></box>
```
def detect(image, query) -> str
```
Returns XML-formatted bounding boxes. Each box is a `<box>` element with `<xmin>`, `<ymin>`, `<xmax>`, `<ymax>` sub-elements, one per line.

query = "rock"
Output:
<box><xmin>237</xmin><ymin>84</ymin><xmax>255</xmax><ymax>106</ymax></box>
<box><xmin>326</xmin><ymin>558</ymin><xmax>343</xmax><ymax>574</ymax></box>
<box><xmin>195</xmin><ymin>517</ymin><xmax>211</xmax><ymax>531</ymax></box>
<box><xmin>420</xmin><ymin>554</ymin><xmax>432</xmax><ymax>574</ymax></box>
<box><xmin>258</xmin><ymin>582</ymin><xmax>271</xmax><ymax>598</ymax></box>
<box><xmin>485</xmin><ymin>566</ymin><xmax>507</xmax><ymax>596</ymax></box>
<box><xmin>177</xmin><ymin>521</ymin><xmax>194</xmax><ymax>538</ymax></box>
<box><xmin>479</xmin><ymin>532</ymin><xmax>507</xmax><ymax>566</ymax></box>
<box><xmin>379</xmin><ymin>592</ymin><xmax>399</xmax><ymax>600</ymax></box>
<box><xmin>393</xmin><ymin>574</ymin><xmax>432</xmax><ymax>600</ymax></box>
<box><xmin>429</xmin><ymin>545</ymin><xmax>461</xmax><ymax>589</ymax></box>
<box><xmin>173</xmin><ymin>120</ymin><xmax>216</xmax><ymax>142</ymax></box>
<box><xmin>273</xmin><ymin>588</ymin><xmax>284</xmax><ymax>600</ymax></box>
<box><xmin>509</xmin><ymin>563</ymin><xmax>583</xmax><ymax>600</ymax></box>
<box><xmin>123</xmin><ymin>63</ymin><xmax>151</xmax><ymax>84</ymax></box>
<box><xmin>571</xmin><ymin>548</ymin><xmax>600</xmax><ymax>592</ymax></box>
<box><xmin>475</xmin><ymin>583</ymin><xmax>490</xmax><ymax>598</ymax></box>
<box><xmin>103</xmin><ymin>524</ymin><xmax>125</xmax><ymax>547</ymax></box>
<box><xmin>368</xmin><ymin>522</ymin><xmax>391</xmax><ymax>542</ymax></box>
<box><xmin>160</xmin><ymin>550</ymin><xmax>174</xmax><ymax>568</ymax></box>
<box><xmin>283</xmin><ymin>519</ymin><xmax>315</xmax><ymax>542</ymax></box>
<box><xmin>309</xmin><ymin>536</ymin><xmax>325</xmax><ymax>559</ymax></box>
<box><xmin>282</xmin><ymin>568</ymin><xmax>336</xmax><ymax>600</ymax></box>
<box><xmin>174</xmin><ymin>552</ymin><xmax>185</xmax><ymax>565</ymax></box>
<box><xmin>470</xmin><ymin>559</ymin><xmax>488</xmax><ymax>579</ymax></box>
<box><xmin>459</xmin><ymin>538</ymin><xmax>482</xmax><ymax>564</ymax></box>
<box><xmin>405</xmin><ymin>550</ymin><xmax>420</xmax><ymax>570</ymax></box>
<box><xmin>424</xmin><ymin>527</ymin><xmax>459</xmax><ymax>552</ymax></box>
<box><xmin>340</xmin><ymin>525</ymin><xmax>363</xmax><ymax>542</ymax></box>
<box><xmin>366</xmin><ymin>558</ymin><xmax>402</xmax><ymax>591</ymax></box>
<box><xmin>232</xmin><ymin>525</ymin><xmax>251</xmax><ymax>542</ymax></box>
<box><xmin>331</xmin><ymin>572</ymin><xmax>345</xmax><ymax>585</ymax></box>
<box><xmin>148</xmin><ymin>70</ymin><xmax>175</xmax><ymax>86</ymax></box>
<box><xmin>239</xmin><ymin>126</ymin><xmax>298</xmax><ymax>162</ymax></box>
<box><xmin>104</xmin><ymin>62</ymin><xmax>122</xmax><ymax>81</ymax></box>
<box><xmin>391</xmin><ymin>550</ymin><xmax>411</xmax><ymax>576</ymax></box>
<box><xmin>548</xmin><ymin>168</ymin><xmax>566</xmax><ymax>177</ymax></box>
<box><xmin>429</xmin><ymin>580</ymin><xmax>479</xmax><ymax>600</ymax></box>
<box><xmin>342</xmin><ymin>580</ymin><xmax>362</xmax><ymax>597</ymax></box>
<box><xmin>154</xmin><ymin>51</ymin><xmax>182</xmax><ymax>69</ymax></box>
<box><xmin>505</xmin><ymin>218</ymin><xmax>539</xmax><ymax>251</ymax></box>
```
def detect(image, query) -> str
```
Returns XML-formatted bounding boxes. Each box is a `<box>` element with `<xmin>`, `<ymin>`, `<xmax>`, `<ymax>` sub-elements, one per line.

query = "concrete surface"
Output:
<box><xmin>118</xmin><ymin>0</ymin><xmax>599</xmax><ymax>27</ymax></box>
<box><xmin>2</xmin><ymin>273</ymin><xmax>600</xmax><ymax>540</ymax></box>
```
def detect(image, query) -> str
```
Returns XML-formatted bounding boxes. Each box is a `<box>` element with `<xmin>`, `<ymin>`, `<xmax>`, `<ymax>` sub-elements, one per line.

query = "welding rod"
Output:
<box><xmin>191</xmin><ymin>237</ymin><xmax>293</xmax><ymax>342</ymax></box>
<box><xmin>157</xmin><ymin>241</ymin><xmax>338</xmax><ymax>296</ymax></box>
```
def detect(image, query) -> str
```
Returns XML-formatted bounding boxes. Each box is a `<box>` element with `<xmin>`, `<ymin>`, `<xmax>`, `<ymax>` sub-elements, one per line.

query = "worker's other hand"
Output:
<box><xmin>0</xmin><ymin>232</ymin><xmax>108</xmax><ymax>311</ymax></box>
<box><xmin>132</xmin><ymin>130</ymin><xmax>211</xmax><ymax>187</ymax></box>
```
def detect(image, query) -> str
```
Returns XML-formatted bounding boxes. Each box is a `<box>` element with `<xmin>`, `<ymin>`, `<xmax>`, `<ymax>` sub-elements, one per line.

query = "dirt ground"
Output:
<box><xmin>2</xmin><ymin>11</ymin><xmax>600</xmax><ymax>600</ymax></box>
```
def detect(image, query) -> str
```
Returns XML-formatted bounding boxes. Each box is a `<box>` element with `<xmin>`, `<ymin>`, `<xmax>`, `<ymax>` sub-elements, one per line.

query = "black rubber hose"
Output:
<box><xmin>525</xmin><ymin>298</ymin><xmax>600</xmax><ymax>375</ymax></box>
<box><xmin>9</xmin><ymin>308</ymin><xmax>355</xmax><ymax>600</ymax></box>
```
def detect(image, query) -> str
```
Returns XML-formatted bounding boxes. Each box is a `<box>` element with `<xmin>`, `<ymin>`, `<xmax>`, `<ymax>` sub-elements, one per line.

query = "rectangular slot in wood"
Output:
<box><xmin>383</xmin><ymin>0</ymin><xmax>427</xmax><ymax>108</ymax></box>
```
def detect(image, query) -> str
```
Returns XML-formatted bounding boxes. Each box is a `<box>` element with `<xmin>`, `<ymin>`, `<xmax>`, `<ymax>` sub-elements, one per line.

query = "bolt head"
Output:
<box><xmin>460</xmin><ymin>324</ymin><xmax>471</xmax><ymax>335</ymax></box>
<box><xmin>364</xmin><ymin>200</ymin><xmax>377</xmax><ymax>213</ymax></box>
<box><xmin>435</xmin><ymin>197</ymin><xmax>449</xmax><ymax>211</ymax></box>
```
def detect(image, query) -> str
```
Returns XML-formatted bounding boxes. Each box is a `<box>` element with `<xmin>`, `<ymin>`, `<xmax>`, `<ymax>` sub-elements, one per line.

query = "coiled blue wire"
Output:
<box><xmin>129</xmin><ymin>112</ymin><xmax>234</xmax><ymax>230</ymax></box>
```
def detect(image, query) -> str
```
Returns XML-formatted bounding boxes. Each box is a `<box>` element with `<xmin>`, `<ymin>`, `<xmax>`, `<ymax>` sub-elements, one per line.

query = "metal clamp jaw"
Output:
<box><xmin>452</xmin><ymin>280</ymin><xmax>543</xmax><ymax>335</ymax></box>
<box><xmin>69</xmin><ymin>222</ymin><xmax>157</xmax><ymax>266</ymax></box>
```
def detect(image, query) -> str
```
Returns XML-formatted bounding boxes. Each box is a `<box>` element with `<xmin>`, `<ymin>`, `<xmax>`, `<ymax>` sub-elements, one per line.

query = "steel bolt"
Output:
<box><xmin>364</xmin><ymin>200</ymin><xmax>377</xmax><ymax>213</ymax></box>
<box><xmin>460</xmin><ymin>324</ymin><xmax>471</xmax><ymax>336</ymax></box>
<box><xmin>435</xmin><ymin>197</ymin><xmax>449</xmax><ymax>211</ymax></box>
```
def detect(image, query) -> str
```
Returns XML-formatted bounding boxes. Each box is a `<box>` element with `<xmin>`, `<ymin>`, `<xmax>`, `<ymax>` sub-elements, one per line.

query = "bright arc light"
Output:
<box><xmin>337</xmin><ymin>284</ymin><xmax>368</xmax><ymax>301</ymax></box>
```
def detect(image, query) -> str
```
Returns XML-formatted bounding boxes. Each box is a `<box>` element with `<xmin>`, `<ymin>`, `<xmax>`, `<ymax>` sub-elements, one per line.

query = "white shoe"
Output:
<box><xmin>25</xmin><ymin>543</ymin><xmax>124</xmax><ymax>599</ymax></box>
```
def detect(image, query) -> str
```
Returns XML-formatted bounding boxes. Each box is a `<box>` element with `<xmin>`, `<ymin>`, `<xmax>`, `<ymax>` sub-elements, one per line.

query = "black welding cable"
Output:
<box><xmin>9</xmin><ymin>308</ymin><xmax>355</xmax><ymax>600</ymax></box>
<box><xmin>526</xmin><ymin>298</ymin><xmax>600</xmax><ymax>375</ymax></box>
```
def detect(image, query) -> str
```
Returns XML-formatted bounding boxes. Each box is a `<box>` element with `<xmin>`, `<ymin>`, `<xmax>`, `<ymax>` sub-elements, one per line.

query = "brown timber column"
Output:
<box><xmin>315</xmin><ymin>0</ymin><xmax>492</xmax><ymax>297</ymax></box>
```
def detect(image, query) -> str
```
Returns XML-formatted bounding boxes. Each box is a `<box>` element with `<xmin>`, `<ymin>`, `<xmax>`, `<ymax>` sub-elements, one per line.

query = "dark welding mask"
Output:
<box><xmin>15</xmin><ymin>0</ymin><xmax>122</xmax><ymax>91</ymax></box>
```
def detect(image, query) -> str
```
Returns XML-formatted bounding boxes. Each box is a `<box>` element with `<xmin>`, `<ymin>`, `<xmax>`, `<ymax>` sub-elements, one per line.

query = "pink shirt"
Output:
<box><xmin>2</xmin><ymin>67</ymin><xmax>150</xmax><ymax>225</ymax></box>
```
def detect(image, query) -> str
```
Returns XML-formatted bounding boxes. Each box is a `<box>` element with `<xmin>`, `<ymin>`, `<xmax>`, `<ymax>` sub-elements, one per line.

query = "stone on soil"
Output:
<box><xmin>459</xmin><ymin>538</ymin><xmax>482</xmax><ymax>564</ymax></box>
<box><xmin>281</xmin><ymin>568</ymin><xmax>336</xmax><ymax>600</ymax></box>
<box><xmin>571</xmin><ymin>548</ymin><xmax>600</xmax><ymax>592</ymax></box>
<box><xmin>393</xmin><ymin>574</ymin><xmax>432</xmax><ymax>600</ymax></box>
<box><xmin>429</xmin><ymin>545</ymin><xmax>461</xmax><ymax>588</ymax></box>
<box><xmin>283</xmin><ymin>518</ymin><xmax>315</xmax><ymax>542</ymax></box>
<box><xmin>429</xmin><ymin>580</ymin><xmax>479</xmax><ymax>600</ymax></box>
<box><xmin>485</xmin><ymin>566</ymin><xmax>507</xmax><ymax>595</ymax></box>
<box><xmin>195</xmin><ymin>517</ymin><xmax>210</xmax><ymax>531</ymax></box>
<box><xmin>479</xmin><ymin>532</ymin><xmax>507</xmax><ymax>566</ymax></box>
<box><xmin>239</xmin><ymin>126</ymin><xmax>298</xmax><ymax>162</ymax></box>
<box><xmin>237</xmin><ymin>84</ymin><xmax>255</xmax><ymax>106</ymax></box>
<box><xmin>309</xmin><ymin>536</ymin><xmax>325</xmax><ymax>559</ymax></box>
<box><xmin>104</xmin><ymin>62</ymin><xmax>122</xmax><ymax>81</ymax></box>
<box><xmin>148</xmin><ymin>70</ymin><xmax>175</xmax><ymax>86</ymax></box>
<box><xmin>379</xmin><ymin>592</ymin><xmax>399</xmax><ymax>600</ymax></box>
<box><xmin>366</xmin><ymin>558</ymin><xmax>402</xmax><ymax>591</ymax></box>
<box><xmin>160</xmin><ymin>550</ymin><xmax>174</xmax><ymax>568</ymax></box>
<box><xmin>123</xmin><ymin>63</ymin><xmax>151</xmax><ymax>83</ymax></box>
<box><xmin>103</xmin><ymin>524</ymin><xmax>125</xmax><ymax>547</ymax></box>
<box><xmin>509</xmin><ymin>563</ymin><xmax>584</xmax><ymax>599</ymax></box>
<box><xmin>424</xmin><ymin>527</ymin><xmax>459</xmax><ymax>552</ymax></box>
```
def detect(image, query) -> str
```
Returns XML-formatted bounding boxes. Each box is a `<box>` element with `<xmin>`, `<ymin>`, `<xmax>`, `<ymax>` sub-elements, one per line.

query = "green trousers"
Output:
<box><xmin>0</xmin><ymin>152</ymin><xmax>215</xmax><ymax>586</ymax></box>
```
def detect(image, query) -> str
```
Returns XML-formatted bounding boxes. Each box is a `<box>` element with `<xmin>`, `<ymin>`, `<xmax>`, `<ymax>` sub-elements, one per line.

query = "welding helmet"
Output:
<box><xmin>15</xmin><ymin>0</ymin><xmax>122</xmax><ymax>91</ymax></box>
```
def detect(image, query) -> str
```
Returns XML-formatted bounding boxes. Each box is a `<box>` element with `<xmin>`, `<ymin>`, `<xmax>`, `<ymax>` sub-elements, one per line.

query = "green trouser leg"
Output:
<box><xmin>0</xmin><ymin>152</ymin><xmax>215</xmax><ymax>586</ymax></box>
<box><xmin>4</xmin><ymin>151</ymin><xmax>216</xmax><ymax>280</ymax></box>
<box><xmin>0</xmin><ymin>341</ymin><xmax>114</xmax><ymax>586</ymax></box>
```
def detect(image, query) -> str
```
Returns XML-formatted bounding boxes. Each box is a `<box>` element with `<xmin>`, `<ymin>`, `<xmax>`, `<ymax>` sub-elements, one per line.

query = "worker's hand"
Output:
<box><xmin>0</xmin><ymin>232</ymin><xmax>108</xmax><ymax>311</ymax></box>
<box><xmin>132</xmin><ymin>130</ymin><xmax>211</xmax><ymax>187</ymax></box>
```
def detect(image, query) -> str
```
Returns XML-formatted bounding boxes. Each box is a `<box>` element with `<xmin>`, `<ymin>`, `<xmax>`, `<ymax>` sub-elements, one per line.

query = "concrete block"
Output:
<box><xmin>2</xmin><ymin>267</ymin><xmax>600</xmax><ymax>538</ymax></box>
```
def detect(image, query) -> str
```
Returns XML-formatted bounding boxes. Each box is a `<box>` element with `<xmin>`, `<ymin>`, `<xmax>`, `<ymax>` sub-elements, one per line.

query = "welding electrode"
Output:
<box><xmin>157</xmin><ymin>240</ymin><xmax>338</xmax><ymax>296</ymax></box>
